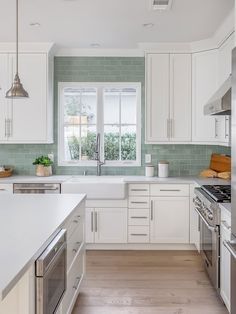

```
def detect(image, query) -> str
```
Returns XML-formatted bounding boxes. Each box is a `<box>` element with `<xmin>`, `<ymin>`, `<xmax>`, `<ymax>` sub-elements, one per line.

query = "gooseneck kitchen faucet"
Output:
<box><xmin>95</xmin><ymin>133</ymin><xmax>105</xmax><ymax>176</ymax></box>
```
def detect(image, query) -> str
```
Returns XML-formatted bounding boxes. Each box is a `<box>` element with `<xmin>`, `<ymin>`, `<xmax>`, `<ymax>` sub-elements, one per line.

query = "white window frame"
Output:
<box><xmin>58</xmin><ymin>82</ymin><xmax>141</xmax><ymax>167</ymax></box>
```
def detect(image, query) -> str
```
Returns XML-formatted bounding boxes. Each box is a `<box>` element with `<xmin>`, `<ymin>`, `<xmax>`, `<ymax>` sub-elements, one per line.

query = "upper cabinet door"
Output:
<box><xmin>218</xmin><ymin>34</ymin><xmax>234</xmax><ymax>85</ymax></box>
<box><xmin>192</xmin><ymin>50</ymin><xmax>219</xmax><ymax>143</ymax></box>
<box><xmin>0</xmin><ymin>54</ymin><xmax>10</xmax><ymax>142</ymax></box>
<box><xmin>7</xmin><ymin>53</ymin><xmax>49</xmax><ymax>143</ymax></box>
<box><xmin>169</xmin><ymin>54</ymin><xmax>192</xmax><ymax>142</ymax></box>
<box><xmin>145</xmin><ymin>54</ymin><xmax>170</xmax><ymax>143</ymax></box>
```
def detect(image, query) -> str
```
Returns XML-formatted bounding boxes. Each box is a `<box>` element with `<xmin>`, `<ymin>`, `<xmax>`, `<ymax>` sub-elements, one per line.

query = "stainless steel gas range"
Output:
<box><xmin>193</xmin><ymin>185</ymin><xmax>231</xmax><ymax>292</ymax></box>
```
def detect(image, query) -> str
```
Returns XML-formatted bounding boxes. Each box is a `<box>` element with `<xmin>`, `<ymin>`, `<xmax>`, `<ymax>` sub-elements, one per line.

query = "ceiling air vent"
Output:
<box><xmin>151</xmin><ymin>0</ymin><xmax>173</xmax><ymax>11</ymax></box>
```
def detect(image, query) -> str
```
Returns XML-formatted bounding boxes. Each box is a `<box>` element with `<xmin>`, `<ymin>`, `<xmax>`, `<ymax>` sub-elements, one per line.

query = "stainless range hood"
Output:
<box><xmin>204</xmin><ymin>76</ymin><xmax>231</xmax><ymax>115</ymax></box>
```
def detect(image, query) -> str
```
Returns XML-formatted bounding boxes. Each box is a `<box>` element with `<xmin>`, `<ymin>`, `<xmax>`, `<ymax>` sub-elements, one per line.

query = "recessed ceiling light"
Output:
<box><xmin>90</xmin><ymin>43</ymin><xmax>101</xmax><ymax>48</ymax></box>
<box><xmin>143</xmin><ymin>23</ymin><xmax>154</xmax><ymax>28</ymax></box>
<box><xmin>30</xmin><ymin>22</ymin><xmax>41</xmax><ymax>27</ymax></box>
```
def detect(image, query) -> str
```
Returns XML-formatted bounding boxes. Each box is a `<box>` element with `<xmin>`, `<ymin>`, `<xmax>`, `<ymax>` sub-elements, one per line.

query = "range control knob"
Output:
<box><xmin>208</xmin><ymin>213</ymin><xmax>213</xmax><ymax>220</ymax></box>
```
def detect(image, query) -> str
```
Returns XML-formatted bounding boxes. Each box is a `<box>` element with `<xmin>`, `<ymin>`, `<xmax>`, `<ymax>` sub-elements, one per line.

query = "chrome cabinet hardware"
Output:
<box><xmin>160</xmin><ymin>189</ymin><xmax>181</xmax><ymax>192</ymax></box>
<box><xmin>130</xmin><ymin>216</ymin><xmax>148</xmax><ymax>219</ymax></box>
<box><xmin>130</xmin><ymin>234</ymin><xmax>148</xmax><ymax>236</ymax></box>
<box><xmin>95</xmin><ymin>212</ymin><xmax>98</xmax><ymax>232</ymax></box>
<box><xmin>131</xmin><ymin>189</ymin><xmax>148</xmax><ymax>192</ymax></box>
<box><xmin>222</xmin><ymin>220</ymin><xmax>231</xmax><ymax>230</ymax></box>
<box><xmin>131</xmin><ymin>201</ymin><xmax>148</xmax><ymax>204</ymax></box>
<box><xmin>151</xmin><ymin>200</ymin><xmax>154</xmax><ymax>221</ymax></box>
<box><xmin>91</xmin><ymin>212</ymin><xmax>94</xmax><ymax>232</ymax></box>
<box><xmin>0</xmin><ymin>188</ymin><xmax>6</xmax><ymax>191</ymax></box>
<box><xmin>170</xmin><ymin>119</ymin><xmax>174</xmax><ymax>138</ymax></box>
<box><xmin>73</xmin><ymin>276</ymin><xmax>81</xmax><ymax>290</ymax></box>
<box><xmin>215</xmin><ymin>118</ymin><xmax>218</xmax><ymax>138</ymax></box>
<box><xmin>224</xmin><ymin>241</ymin><xmax>236</xmax><ymax>260</ymax></box>
<box><xmin>73</xmin><ymin>219</ymin><xmax>79</xmax><ymax>224</ymax></box>
<box><xmin>72</xmin><ymin>242</ymin><xmax>81</xmax><ymax>253</ymax></box>
<box><xmin>225</xmin><ymin>117</ymin><xmax>229</xmax><ymax>139</ymax></box>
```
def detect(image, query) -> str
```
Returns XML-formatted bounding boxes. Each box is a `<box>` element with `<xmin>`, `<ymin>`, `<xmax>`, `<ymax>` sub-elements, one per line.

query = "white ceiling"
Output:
<box><xmin>0</xmin><ymin>0</ymin><xmax>234</xmax><ymax>49</ymax></box>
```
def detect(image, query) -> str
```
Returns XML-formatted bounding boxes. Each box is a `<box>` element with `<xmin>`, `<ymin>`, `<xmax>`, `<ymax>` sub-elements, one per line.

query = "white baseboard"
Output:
<box><xmin>86</xmin><ymin>243</ymin><xmax>196</xmax><ymax>250</ymax></box>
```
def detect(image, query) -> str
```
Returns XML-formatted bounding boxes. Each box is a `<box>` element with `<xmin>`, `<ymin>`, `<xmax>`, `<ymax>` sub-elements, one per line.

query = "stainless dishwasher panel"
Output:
<box><xmin>13</xmin><ymin>183</ymin><xmax>61</xmax><ymax>194</ymax></box>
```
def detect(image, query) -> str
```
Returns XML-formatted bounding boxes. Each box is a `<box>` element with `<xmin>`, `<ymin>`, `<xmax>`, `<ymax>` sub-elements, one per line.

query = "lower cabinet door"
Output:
<box><xmin>94</xmin><ymin>208</ymin><xmax>127</xmax><ymax>243</ymax></box>
<box><xmin>150</xmin><ymin>197</ymin><xmax>189</xmax><ymax>243</ymax></box>
<box><xmin>220</xmin><ymin>223</ymin><xmax>231</xmax><ymax>312</ymax></box>
<box><xmin>85</xmin><ymin>208</ymin><xmax>94</xmax><ymax>243</ymax></box>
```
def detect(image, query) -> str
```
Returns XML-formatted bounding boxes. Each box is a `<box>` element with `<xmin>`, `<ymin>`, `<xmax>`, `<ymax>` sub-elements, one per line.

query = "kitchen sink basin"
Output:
<box><xmin>62</xmin><ymin>176</ymin><xmax>127</xmax><ymax>199</ymax></box>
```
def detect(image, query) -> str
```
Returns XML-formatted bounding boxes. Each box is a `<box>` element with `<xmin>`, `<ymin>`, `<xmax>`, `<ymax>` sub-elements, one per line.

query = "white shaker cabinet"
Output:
<box><xmin>220</xmin><ymin>207</ymin><xmax>231</xmax><ymax>313</ymax></box>
<box><xmin>0</xmin><ymin>52</ymin><xmax>53</xmax><ymax>143</ymax></box>
<box><xmin>150</xmin><ymin>197</ymin><xmax>189</xmax><ymax>244</ymax></box>
<box><xmin>192</xmin><ymin>49</ymin><xmax>219</xmax><ymax>143</ymax></box>
<box><xmin>145</xmin><ymin>54</ymin><xmax>170</xmax><ymax>142</ymax></box>
<box><xmin>145</xmin><ymin>53</ymin><xmax>191</xmax><ymax>143</ymax></box>
<box><xmin>0</xmin><ymin>54</ymin><xmax>10</xmax><ymax>141</ymax></box>
<box><xmin>86</xmin><ymin>207</ymin><xmax>127</xmax><ymax>244</ymax></box>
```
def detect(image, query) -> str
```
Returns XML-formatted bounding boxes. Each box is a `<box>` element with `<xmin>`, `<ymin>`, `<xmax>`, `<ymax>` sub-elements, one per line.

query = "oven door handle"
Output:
<box><xmin>223</xmin><ymin>241</ymin><xmax>236</xmax><ymax>260</ymax></box>
<box><xmin>194</xmin><ymin>207</ymin><xmax>217</xmax><ymax>232</ymax></box>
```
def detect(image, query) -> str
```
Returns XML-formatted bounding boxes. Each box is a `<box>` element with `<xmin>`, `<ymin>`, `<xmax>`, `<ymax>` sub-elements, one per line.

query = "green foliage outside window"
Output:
<box><xmin>68</xmin><ymin>132</ymin><xmax>136</xmax><ymax>161</ymax></box>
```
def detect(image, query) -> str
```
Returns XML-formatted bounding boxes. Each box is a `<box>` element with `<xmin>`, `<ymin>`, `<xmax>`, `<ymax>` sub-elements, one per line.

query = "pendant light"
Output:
<box><xmin>6</xmin><ymin>0</ymin><xmax>29</xmax><ymax>98</ymax></box>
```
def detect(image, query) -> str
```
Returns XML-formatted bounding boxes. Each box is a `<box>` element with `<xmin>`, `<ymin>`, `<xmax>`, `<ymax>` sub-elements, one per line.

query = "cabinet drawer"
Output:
<box><xmin>128</xmin><ymin>197</ymin><xmax>149</xmax><ymax>208</ymax></box>
<box><xmin>150</xmin><ymin>184</ymin><xmax>189</xmax><ymax>196</ymax></box>
<box><xmin>128</xmin><ymin>226</ymin><xmax>150</xmax><ymax>243</ymax></box>
<box><xmin>128</xmin><ymin>208</ymin><xmax>149</xmax><ymax>226</ymax></box>
<box><xmin>0</xmin><ymin>184</ymin><xmax>13</xmax><ymax>193</ymax></box>
<box><xmin>61</xmin><ymin>246</ymin><xmax>85</xmax><ymax>314</ymax></box>
<box><xmin>64</xmin><ymin>202</ymin><xmax>85</xmax><ymax>239</ymax></box>
<box><xmin>67</xmin><ymin>222</ymin><xmax>84</xmax><ymax>270</ymax></box>
<box><xmin>129</xmin><ymin>184</ymin><xmax>149</xmax><ymax>196</ymax></box>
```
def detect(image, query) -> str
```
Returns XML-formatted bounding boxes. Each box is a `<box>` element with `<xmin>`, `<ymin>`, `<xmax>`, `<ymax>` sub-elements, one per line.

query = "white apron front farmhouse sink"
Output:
<box><xmin>62</xmin><ymin>176</ymin><xmax>127</xmax><ymax>200</ymax></box>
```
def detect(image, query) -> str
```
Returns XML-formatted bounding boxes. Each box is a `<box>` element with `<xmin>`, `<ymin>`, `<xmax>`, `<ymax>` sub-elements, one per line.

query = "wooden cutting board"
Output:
<box><xmin>209</xmin><ymin>154</ymin><xmax>231</xmax><ymax>172</ymax></box>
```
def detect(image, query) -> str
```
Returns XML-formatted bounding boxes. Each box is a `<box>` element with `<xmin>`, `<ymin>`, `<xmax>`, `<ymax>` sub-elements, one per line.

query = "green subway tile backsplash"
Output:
<box><xmin>0</xmin><ymin>57</ymin><xmax>231</xmax><ymax>176</ymax></box>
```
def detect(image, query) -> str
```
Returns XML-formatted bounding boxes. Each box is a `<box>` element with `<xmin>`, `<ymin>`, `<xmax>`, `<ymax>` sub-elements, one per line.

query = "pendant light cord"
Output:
<box><xmin>16</xmin><ymin>0</ymin><xmax>18</xmax><ymax>75</ymax></box>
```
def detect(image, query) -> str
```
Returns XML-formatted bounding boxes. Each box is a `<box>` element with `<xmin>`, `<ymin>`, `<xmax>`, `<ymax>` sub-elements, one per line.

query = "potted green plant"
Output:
<box><xmin>33</xmin><ymin>155</ymin><xmax>53</xmax><ymax>177</ymax></box>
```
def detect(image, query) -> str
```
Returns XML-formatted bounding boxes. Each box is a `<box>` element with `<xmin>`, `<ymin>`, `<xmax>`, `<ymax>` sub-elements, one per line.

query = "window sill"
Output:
<box><xmin>58</xmin><ymin>161</ymin><xmax>141</xmax><ymax>167</ymax></box>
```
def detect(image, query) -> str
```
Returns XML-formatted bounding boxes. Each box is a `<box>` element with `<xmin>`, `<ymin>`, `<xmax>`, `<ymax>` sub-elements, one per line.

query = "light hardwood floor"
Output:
<box><xmin>72</xmin><ymin>250</ymin><xmax>228</xmax><ymax>314</ymax></box>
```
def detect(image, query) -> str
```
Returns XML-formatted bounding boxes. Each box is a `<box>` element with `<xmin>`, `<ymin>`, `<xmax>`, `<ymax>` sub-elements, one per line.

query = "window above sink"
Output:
<box><xmin>58</xmin><ymin>82</ymin><xmax>141</xmax><ymax>167</ymax></box>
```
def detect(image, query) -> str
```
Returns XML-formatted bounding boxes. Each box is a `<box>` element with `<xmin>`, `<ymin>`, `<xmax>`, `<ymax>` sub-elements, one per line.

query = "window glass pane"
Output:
<box><xmin>64</xmin><ymin>126</ymin><xmax>80</xmax><ymax>161</ymax></box>
<box><xmin>104</xmin><ymin>125</ymin><xmax>119</xmax><ymax>161</ymax></box>
<box><xmin>81</xmin><ymin>125</ymin><xmax>96</xmax><ymax>160</ymax></box>
<box><xmin>64</xmin><ymin>88</ymin><xmax>97</xmax><ymax>125</ymax></box>
<box><xmin>121</xmin><ymin>126</ymin><xmax>136</xmax><ymax>160</ymax></box>
<box><xmin>104</xmin><ymin>89</ymin><xmax>120</xmax><ymax>124</ymax></box>
<box><xmin>121</xmin><ymin>89</ymin><xmax>137</xmax><ymax>124</ymax></box>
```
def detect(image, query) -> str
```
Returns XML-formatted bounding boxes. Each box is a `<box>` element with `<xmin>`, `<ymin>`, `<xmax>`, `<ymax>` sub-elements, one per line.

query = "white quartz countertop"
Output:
<box><xmin>0</xmin><ymin>194</ymin><xmax>86</xmax><ymax>301</ymax></box>
<box><xmin>0</xmin><ymin>175</ymin><xmax>230</xmax><ymax>186</ymax></box>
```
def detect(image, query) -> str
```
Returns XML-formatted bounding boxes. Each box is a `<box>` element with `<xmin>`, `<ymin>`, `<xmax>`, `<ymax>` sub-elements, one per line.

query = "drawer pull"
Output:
<box><xmin>72</xmin><ymin>242</ymin><xmax>81</xmax><ymax>253</ymax></box>
<box><xmin>130</xmin><ymin>216</ymin><xmax>148</xmax><ymax>219</ymax></box>
<box><xmin>222</xmin><ymin>220</ymin><xmax>231</xmax><ymax>230</ymax></box>
<box><xmin>159</xmin><ymin>189</ymin><xmax>181</xmax><ymax>192</ymax></box>
<box><xmin>0</xmin><ymin>189</ymin><xmax>6</xmax><ymax>191</ymax></box>
<box><xmin>131</xmin><ymin>201</ymin><xmax>148</xmax><ymax>204</ymax></box>
<box><xmin>151</xmin><ymin>200</ymin><xmax>154</xmax><ymax>221</ymax></box>
<box><xmin>91</xmin><ymin>212</ymin><xmax>94</xmax><ymax>232</ymax></box>
<box><xmin>131</xmin><ymin>189</ymin><xmax>148</xmax><ymax>191</ymax></box>
<box><xmin>73</xmin><ymin>276</ymin><xmax>81</xmax><ymax>290</ymax></box>
<box><xmin>73</xmin><ymin>219</ymin><xmax>79</xmax><ymax>224</ymax></box>
<box><xmin>95</xmin><ymin>212</ymin><xmax>98</xmax><ymax>232</ymax></box>
<box><xmin>130</xmin><ymin>233</ymin><xmax>148</xmax><ymax>236</ymax></box>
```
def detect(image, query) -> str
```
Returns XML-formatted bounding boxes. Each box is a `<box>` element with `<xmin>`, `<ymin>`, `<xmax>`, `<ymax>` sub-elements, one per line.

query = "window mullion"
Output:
<box><xmin>97</xmin><ymin>87</ymin><xmax>104</xmax><ymax>160</ymax></box>
<box><xmin>119</xmin><ymin>92</ymin><xmax>122</xmax><ymax>161</ymax></box>
<box><xmin>79</xmin><ymin>90</ymin><xmax>82</xmax><ymax>160</ymax></box>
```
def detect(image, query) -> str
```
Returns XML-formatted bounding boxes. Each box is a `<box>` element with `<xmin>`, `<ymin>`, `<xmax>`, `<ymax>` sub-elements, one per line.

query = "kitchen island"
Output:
<box><xmin>0</xmin><ymin>193</ymin><xmax>86</xmax><ymax>314</ymax></box>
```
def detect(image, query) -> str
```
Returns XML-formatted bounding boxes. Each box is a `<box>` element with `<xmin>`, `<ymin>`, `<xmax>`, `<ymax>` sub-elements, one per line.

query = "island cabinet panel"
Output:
<box><xmin>57</xmin><ymin>200</ymin><xmax>86</xmax><ymax>314</ymax></box>
<box><xmin>0</xmin><ymin>265</ymin><xmax>35</xmax><ymax>314</ymax></box>
<box><xmin>150</xmin><ymin>197</ymin><xmax>190</xmax><ymax>243</ymax></box>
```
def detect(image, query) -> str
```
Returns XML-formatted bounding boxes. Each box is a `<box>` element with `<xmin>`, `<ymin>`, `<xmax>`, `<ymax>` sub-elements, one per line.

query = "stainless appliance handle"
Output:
<box><xmin>130</xmin><ymin>216</ymin><xmax>148</xmax><ymax>219</ymax></box>
<box><xmin>194</xmin><ymin>207</ymin><xmax>216</xmax><ymax>232</ymax></box>
<box><xmin>95</xmin><ymin>212</ymin><xmax>98</xmax><ymax>232</ymax></box>
<box><xmin>223</xmin><ymin>241</ymin><xmax>236</xmax><ymax>260</ymax></box>
<box><xmin>36</xmin><ymin>229</ymin><xmax>66</xmax><ymax>275</ymax></box>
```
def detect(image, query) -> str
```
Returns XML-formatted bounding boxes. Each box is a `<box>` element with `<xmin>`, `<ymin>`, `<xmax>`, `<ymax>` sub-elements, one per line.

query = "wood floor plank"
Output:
<box><xmin>72</xmin><ymin>250</ymin><xmax>228</xmax><ymax>314</ymax></box>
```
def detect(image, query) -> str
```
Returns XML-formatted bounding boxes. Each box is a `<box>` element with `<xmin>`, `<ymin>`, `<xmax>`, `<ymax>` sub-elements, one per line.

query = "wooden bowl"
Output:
<box><xmin>0</xmin><ymin>167</ymin><xmax>13</xmax><ymax>178</ymax></box>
